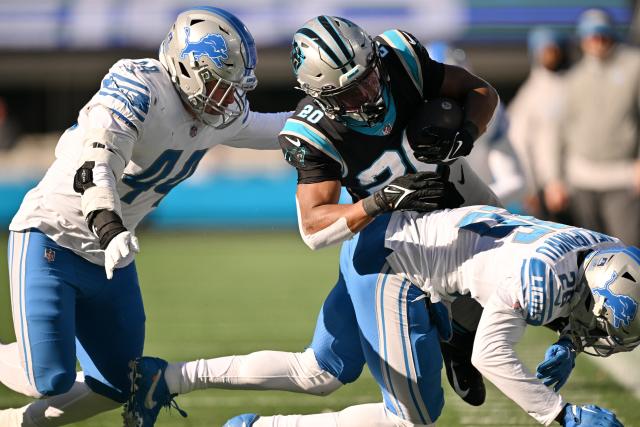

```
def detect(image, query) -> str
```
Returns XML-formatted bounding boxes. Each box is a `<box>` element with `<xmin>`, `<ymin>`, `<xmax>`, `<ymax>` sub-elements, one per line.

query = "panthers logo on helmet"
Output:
<box><xmin>291</xmin><ymin>42</ymin><xmax>305</xmax><ymax>75</ymax></box>
<box><xmin>593</xmin><ymin>271</ymin><xmax>639</xmax><ymax>328</ymax></box>
<box><xmin>180</xmin><ymin>27</ymin><xmax>228</xmax><ymax>68</ymax></box>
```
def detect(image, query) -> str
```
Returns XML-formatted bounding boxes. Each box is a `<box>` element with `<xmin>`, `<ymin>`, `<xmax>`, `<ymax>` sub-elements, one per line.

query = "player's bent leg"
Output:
<box><xmin>0</xmin><ymin>373</ymin><xmax>120</xmax><ymax>427</ymax></box>
<box><xmin>227</xmin><ymin>403</ymin><xmax>436</xmax><ymax>427</ymax></box>
<box><xmin>164</xmin><ymin>348</ymin><xmax>342</xmax><ymax>396</ymax></box>
<box><xmin>308</xmin><ymin>271</ymin><xmax>366</xmax><ymax>385</ymax></box>
<box><xmin>343</xmin><ymin>220</ymin><xmax>444</xmax><ymax>425</ymax></box>
<box><xmin>74</xmin><ymin>259</ymin><xmax>145</xmax><ymax>404</ymax></box>
<box><xmin>7</xmin><ymin>230</ymin><xmax>79</xmax><ymax>398</ymax></box>
<box><xmin>352</xmin><ymin>270</ymin><xmax>444</xmax><ymax>425</ymax></box>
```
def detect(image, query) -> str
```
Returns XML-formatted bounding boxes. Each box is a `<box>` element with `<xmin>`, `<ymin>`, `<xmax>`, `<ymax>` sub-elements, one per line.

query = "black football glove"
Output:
<box><xmin>362</xmin><ymin>171</ymin><xmax>449</xmax><ymax>217</ymax></box>
<box><xmin>411</xmin><ymin>121</ymin><xmax>479</xmax><ymax>164</ymax></box>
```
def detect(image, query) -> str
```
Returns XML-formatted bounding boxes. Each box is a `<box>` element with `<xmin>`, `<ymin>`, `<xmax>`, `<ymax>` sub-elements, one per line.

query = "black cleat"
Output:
<box><xmin>443</xmin><ymin>353</ymin><xmax>486</xmax><ymax>406</ymax></box>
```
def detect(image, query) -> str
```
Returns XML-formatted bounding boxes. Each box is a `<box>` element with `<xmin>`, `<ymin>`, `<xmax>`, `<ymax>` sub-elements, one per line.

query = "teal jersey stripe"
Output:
<box><xmin>382</xmin><ymin>30</ymin><xmax>422</xmax><ymax>92</ymax></box>
<box><xmin>281</xmin><ymin>119</ymin><xmax>345</xmax><ymax>173</ymax></box>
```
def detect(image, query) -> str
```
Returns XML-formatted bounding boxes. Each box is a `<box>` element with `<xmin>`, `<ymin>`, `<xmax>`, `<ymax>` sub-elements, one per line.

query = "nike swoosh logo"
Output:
<box><xmin>458</xmin><ymin>165</ymin><xmax>465</xmax><ymax>185</ymax></box>
<box><xmin>383</xmin><ymin>188</ymin><xmax>403</xmax><ymax>195</ymax></box>
<box><xmin>450</xmin><ymin>140</ymin><xmax>465</xmax><ymax>158</ymax></box>
<box><xmin>450</xmin><ymin>361</ymin><xmax>470</xmax><ymax>398</ymax></box>
<box><xmin>144</xmin><ymin>369</ymin><xmax>162</xmax><ymax>410</ymax></box>
<box><xmin>285</xmin><ymin>136</ymin><xmax>301</xmax><ymax>147</ymax></box>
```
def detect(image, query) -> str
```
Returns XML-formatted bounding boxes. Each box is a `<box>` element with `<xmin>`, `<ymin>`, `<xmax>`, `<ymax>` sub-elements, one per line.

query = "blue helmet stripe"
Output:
<box><xmin>187</xmin><ymin>6</ymin><xmax>257</xmax><ymax>69</ymax></box>
<box><xmin>623</xmin><ymin>247</ymin><xmax>640</xmax><ymax>265</ymax></box>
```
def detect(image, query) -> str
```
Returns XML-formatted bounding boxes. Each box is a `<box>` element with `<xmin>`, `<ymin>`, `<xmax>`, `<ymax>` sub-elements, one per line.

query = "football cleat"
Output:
<box><xmin>440</xmin><ymin>334</ymin><xmax>486</xmax><ymax>407</ymax></box>
<box><xmin>443</xmin><ymin>355</ymin><xmax>486</xmax><ymax>406</ymax></box>
<box><xmin>122</xmin><ymin>357</ymin><xmax>187</xmax><ymax>427</ymax></box>
<box><xmin>223</xmin><ymin>413</ymin><xmax>260</xmax><ymax>427</ymax></box>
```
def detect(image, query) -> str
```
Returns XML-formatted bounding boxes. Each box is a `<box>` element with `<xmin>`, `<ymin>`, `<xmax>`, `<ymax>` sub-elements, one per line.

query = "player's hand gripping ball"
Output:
<box><xmin>406</xmin><ymin>98</ymin><xmax>477</xmax><ymax>164</ymax></box>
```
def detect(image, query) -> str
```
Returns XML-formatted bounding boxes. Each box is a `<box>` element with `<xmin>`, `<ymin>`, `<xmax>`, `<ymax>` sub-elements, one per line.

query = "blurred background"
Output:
<box><xmin>2</xmin><ymin>2</ymin><xmax>640</xmax><ymax>426</ymax></box>
<box><xmin>0</xmin><ymin>0</ymin><xmax>636</xmax><ymax>229</ymax></box>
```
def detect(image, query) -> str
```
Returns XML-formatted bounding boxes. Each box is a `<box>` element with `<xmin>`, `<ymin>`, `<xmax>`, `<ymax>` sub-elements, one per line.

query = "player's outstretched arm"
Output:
<box><xmin>224</xmin><ymin>110</ymin><xmax>293</xmax><ymax>150</ymax></box>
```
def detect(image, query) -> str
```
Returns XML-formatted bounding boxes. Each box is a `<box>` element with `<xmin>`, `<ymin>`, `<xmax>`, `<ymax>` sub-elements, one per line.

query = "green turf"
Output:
<box><xmin>1</xmin><ymin>231</ymin><xmax>638</xmax><ymax>426</ymax></box>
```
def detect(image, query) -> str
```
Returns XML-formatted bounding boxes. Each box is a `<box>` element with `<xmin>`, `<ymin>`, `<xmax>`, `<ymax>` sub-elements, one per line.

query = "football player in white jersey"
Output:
<box><xmin>0</xmin><ymin>7</ymin><xmax>290</xmax><ymax>427</ymax></box>
<box><xmin>135</xmin><ymin>206</ymin><xmax>636</xmax><ymax>427</ymax></box>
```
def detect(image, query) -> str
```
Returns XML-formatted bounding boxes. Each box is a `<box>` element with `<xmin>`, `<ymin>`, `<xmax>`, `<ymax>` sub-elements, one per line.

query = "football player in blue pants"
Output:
<box><xmin>137</xmin><ymin>207</ymin><xmax>635</xmax><ymax>426</ymax></box>
<box><xmin>221</xmin><ymin>207</ymin><xmax>633</xmax><ymax>426</ymax></box>
<box><xmin>0</xmin><ymin>7</ymin><xmax>291</xmax><ymax>427</ymax></box>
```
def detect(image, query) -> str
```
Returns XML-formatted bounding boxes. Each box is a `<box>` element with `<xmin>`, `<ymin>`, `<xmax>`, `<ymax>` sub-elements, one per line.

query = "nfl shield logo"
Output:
<box><xmin>383</xmin><ymin>124</ymin><xmax>393</xmax><ymax>135</ymax></box>
<box><xmin>44</xmin><ymin>248</ymin><xmax>55</xmax><ymax>263</ymax></box>
<box><xmin>190</xmin><ymin>125</ymin><xmax>198</xmax><ymax>137</ymax></box>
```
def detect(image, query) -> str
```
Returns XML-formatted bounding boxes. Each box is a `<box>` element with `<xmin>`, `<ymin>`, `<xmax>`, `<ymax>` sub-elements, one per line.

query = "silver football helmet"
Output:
<box><xmin>291</xmin><ymin>16</ymin><xmax>387</xmax><ymax>125</ymax></box>
<box><xmin>568</xmin><ymin>246</ymin><xmax>640</xmax><ymax>356</ymax></box>
<box><xmin>159</xmin><ymin>7</ymin><xmax>258</xmax><ymax>128</ymax></box>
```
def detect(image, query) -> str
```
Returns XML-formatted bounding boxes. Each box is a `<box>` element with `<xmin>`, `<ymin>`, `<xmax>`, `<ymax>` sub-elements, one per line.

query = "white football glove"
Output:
<box><xmin>104</xmin><ymin>231</ymin><xmax>140</xmax><ymax>280</ymax></box>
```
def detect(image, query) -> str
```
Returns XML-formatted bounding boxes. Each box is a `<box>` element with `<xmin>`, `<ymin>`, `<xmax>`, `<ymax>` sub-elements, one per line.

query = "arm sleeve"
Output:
<box><xmin>472</xmin><ymin>293</ymin><xmax>566</xmax><ymax>426</ymax></box>
<box><xmin>279</xmin><ymin>126</ymin><xmax>343</xmax><ymax>184</ymax></box>
<box><xmin>224</xmin><ymin>108</ymin><xmax>293</xmax><ymax>149</ymax></box>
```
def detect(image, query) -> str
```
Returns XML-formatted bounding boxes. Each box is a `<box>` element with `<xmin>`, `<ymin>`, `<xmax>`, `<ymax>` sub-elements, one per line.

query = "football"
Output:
<box><xmin>405</xmin><ymin>97</ymin><xmax>463</xmax><ymax>149</ymax></box>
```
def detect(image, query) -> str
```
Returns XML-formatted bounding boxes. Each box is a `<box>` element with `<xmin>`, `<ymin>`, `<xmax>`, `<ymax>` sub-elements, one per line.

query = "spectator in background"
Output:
<box><xmin>552</xmin><ymin>9</ymin><xmax>640</xmax><ymax>246</ymax></box>
<box><xmin>507</xmin><ymin>27</ymin><xmax>571</xmax><ymax>221</ymax></box>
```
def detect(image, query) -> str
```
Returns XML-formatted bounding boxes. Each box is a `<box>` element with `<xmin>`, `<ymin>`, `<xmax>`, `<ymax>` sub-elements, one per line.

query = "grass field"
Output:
<box><xmin>1</xmin><ymin>231</ymin><xmax>639</xmax><ymax>426</ymax></box>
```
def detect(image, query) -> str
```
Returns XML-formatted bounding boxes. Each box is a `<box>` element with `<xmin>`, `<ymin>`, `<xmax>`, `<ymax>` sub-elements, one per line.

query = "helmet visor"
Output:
<box><xmin>330</xmin><ymin>67</ymin><xmax>382</xmax><ymax>113</ymax></box>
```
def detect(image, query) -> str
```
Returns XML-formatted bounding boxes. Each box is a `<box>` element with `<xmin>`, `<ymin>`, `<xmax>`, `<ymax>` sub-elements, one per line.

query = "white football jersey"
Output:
<box><xmin>385</xmin><ymin>205</ymin><xmax>621</xmax><ymax>322</ymax></box>
<box><xmin>10</xmin><ymin>58</ymin><xmax>290</xmax><ymax>265</ymax></box>
<box><xmin>384</xmin><ymin>206</ymin><xmax>622</xmax><ymax>425</ymax></box>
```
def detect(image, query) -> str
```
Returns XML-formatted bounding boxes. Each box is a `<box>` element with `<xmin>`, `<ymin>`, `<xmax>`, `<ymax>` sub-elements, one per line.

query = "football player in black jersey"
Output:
<box><xmin>278</xmin><ymin>16</ymin><xmax>499</xmax><ymax>409</ymax></box>
<box><xmin>279</xmin><ymin>15</ymin><xmax>499</xmax><ymax>251</ymax></box>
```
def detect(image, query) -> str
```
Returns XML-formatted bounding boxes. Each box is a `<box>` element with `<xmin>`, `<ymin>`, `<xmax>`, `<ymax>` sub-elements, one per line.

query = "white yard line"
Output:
<box><xmin>590</xmin><ymin>350</ymin><xmax>640</xmax><ymax>399</ymax></box>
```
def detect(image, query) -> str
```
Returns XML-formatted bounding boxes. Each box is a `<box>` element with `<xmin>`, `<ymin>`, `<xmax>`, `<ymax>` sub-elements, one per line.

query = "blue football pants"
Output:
<box><xmin>7</xmin><ymin>229</ymin><xmax>145</xmax><ymax>402</ymax></box>
<box><xmin>310</xmin><ymin>216</ymin><xmax>444</xmax><ymax>424</ymax></box>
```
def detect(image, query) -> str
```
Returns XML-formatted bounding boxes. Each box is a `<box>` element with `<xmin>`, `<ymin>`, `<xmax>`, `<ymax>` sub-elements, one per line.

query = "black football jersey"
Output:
<box><xmin>279</xmin><ymin>29</ymin><xmax>445</xmax><ymax>201</ymax></box>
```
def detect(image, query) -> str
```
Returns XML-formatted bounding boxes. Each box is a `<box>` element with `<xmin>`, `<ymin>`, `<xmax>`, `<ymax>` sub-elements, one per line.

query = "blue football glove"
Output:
<box><xmin>428</xmin><ymin>300</ymin><xmax>452</xmax><ymax>342</ymax></box>
<box><xmin>536</xmin><ymin>337</ymin><xmax>576</xmax><ymax>392</ymax></box>
<box><xmin>561</xmin><ymin>404</ymin><xmax>624</xmax><ymax>427</ymax></box>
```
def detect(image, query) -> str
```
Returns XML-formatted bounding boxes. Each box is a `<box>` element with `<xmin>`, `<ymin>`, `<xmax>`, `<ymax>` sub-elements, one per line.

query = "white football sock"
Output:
<box><xmin>0</xmin><ymin>342</ymin><xmax>41</xmax><ymax>398</ymax></box>
<box><xmin>165</xmin><ymin>348</ymin><xmax>341</xmax><ymax>396</ymax></box>
<box><xmin>252</xmin><ymin>402</ymin><xmax>435</xmax><ymax>427</ymax></box>
<box><xmin>0</xmin><ymin>373</ymin><xmax>120</xmax><ymax>427</ymax></box>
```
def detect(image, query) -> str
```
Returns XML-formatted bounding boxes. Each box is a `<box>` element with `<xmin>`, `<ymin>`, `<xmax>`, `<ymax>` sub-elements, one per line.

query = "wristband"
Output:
<box><xmin>362</xmin><ymin>194</ymin><xmax>385</xmax><ymax>217</ymax></box>
<box><xmin>87</xmin><ymin>209</ymin><xmax>127</xmax><ymax>249</ymax></box>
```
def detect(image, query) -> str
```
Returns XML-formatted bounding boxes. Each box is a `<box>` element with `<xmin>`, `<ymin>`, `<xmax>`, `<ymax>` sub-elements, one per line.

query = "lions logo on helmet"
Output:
<box><xmin>569</xmin><ymin>246</ymin><xmax>640</xmax><ymax>356</ymax></box>
<box><xmin>159</xmin><ymin>7</ymin><xmax>258</xmax><ymax>129</ymax></box>
<box><xmin>593</xmin><ymin>271</ymin><xmax>639</xmax><ymax>329</ymax></box>
<box><xmin>180</xmin><ymin>28</ymin><xmax>229</xmax><ymax>68</ymax></box>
